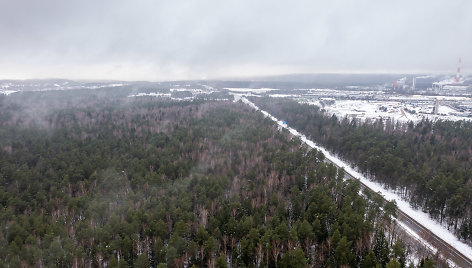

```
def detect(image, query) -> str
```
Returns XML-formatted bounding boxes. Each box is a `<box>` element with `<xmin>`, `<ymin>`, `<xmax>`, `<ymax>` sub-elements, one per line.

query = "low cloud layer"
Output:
<box><xmin>1</xmin><ymin>0</ymin><xmax>471</xmax><ymax>80</ymax></box>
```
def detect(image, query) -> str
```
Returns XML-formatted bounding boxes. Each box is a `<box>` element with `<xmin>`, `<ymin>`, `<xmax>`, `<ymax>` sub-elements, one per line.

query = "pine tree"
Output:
<box><xmin>373</xmin><ymin>229</ymin><xmax>389</xmax><ymax>266</ymax></box>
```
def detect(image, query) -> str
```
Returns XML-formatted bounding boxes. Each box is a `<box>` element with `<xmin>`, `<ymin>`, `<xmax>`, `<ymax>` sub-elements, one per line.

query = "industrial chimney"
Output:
<box><xmin>456</xmin><ymin>57</ymin><xmax>461</xmax><ymax>83</ymax></box>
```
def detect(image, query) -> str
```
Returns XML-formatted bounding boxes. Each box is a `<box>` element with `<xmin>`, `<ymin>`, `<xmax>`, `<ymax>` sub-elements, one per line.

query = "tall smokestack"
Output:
<box><xmin>456</xmin><ymin>57</ymin><xmax>461</xmax><ymax>83</ymax></box>
<box><xmin>394</xmin><ymin>80</ymin><xmax>397</xmax><ymax>90</ymax></box>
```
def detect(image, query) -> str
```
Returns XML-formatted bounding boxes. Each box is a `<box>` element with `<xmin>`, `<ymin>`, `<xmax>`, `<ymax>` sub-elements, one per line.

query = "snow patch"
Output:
<box><xmin>305</xmin><ymin>97</ymin><xmax>472</xmax><ymax>123</ymax></box>
<box><xmin>225</xmin><ymin>88</ymin><xmax>278</xmax><ymax>93</ymax></box>
<box><xmin>128</xmin><ymin>92</ymin><xmax>171</xmax><ymax>98</ymax></box>
<box><xmin>269</xmin><ymin>94</ymin><xmax>298</xmax><ymax>98</ymax></box>
<box><xmin>0</xmin><ymin>90</ymin><xmax>18</xmax><ymax>96</ymax></box>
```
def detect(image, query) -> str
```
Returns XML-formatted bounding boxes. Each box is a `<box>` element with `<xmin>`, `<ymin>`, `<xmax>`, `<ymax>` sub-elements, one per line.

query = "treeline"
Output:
<box><xmin>0</xmin><ymin>93</ymin><xmax>420</xmax><ymax>267</ymax></box>
<box><xmin>250</xmin><ymin>97</ymin><xmax>472</xmax><ymax>243</ymax></box>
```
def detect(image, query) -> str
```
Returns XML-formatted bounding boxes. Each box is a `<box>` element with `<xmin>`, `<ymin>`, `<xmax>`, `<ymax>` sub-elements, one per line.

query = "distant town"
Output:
<box><xmin>2</xmin><ymin>71</ymin><xmax>472</xmax><ymax>124</ymax></box>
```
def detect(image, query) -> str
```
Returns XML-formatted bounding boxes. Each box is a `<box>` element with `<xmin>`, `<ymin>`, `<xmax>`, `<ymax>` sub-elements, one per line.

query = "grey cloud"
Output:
<box><xmin>0</xmin><ymin>0</ymin><xmax>471</xmax><ymax>80</ymax></box>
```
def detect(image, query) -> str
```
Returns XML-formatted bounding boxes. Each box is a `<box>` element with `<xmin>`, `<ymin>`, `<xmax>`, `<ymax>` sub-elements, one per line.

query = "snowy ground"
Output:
<box><xmin>128</xmin><ymin>92</ymin><xmax>171</xmax><ymax>98</ymax></box>
<box><xmin>239</xmin><ymin>96</ymin><xmax>472</xmax><ymax>267</ymax></box>
<box><xmin>395</xmin><ymin>219</ymin><xmax>456</xmax><ymax>267</ymax></box>
<box><xmin>128</xmin><ymin>86</ymin><xmax>217</xmax><ymax>99</ymax></box>
<box><xmin>310</xmin><ymin>99</ymin><xmax>416</xmax><ymax>123</ymax></box>
<box><xmin>170</xmin><ymin>88</ymin><xmax>215</xmax><ymax>94</ymax></box>
<box><xmin>225</xmin><ymin>88</ymin><xmax>278</xmax><ymax>94</ymax></box>
<box><xmin>127</xmin><ymin>92</ymin><xmax>196</xmax><ymax>101</ymax></box>
<box><xmin>0</xmin><ymin>90</ymin><xmax>18</xmax><ymax>95</ymax></box>
<box><xmin>228</xmin><ymin>87</ymin><xmax>472</xmax><ymax>123</ymax></box>
<box><xmin>306</xmin><ymin>98</ymin><xmax>472</xmax><ymax>123</ymax></box>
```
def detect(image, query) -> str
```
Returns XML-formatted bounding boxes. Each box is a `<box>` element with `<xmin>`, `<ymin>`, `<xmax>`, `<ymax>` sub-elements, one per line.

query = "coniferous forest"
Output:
<box><xmin>250</xmin><ymin>97</ymin><xmax>472</xmax><ymax>244</ymax></box>
<box><xmin>0</xmin><ymin>90</ymin><xmax>419</xmax><ymax>267</ymax></box>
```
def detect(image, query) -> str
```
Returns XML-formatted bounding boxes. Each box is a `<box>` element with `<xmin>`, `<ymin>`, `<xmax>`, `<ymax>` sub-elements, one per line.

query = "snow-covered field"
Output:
<box><xmin>0</xmin><ymin>90</ymin><xmax>18</xmax><ymax>95</ymax></box>
<box><xmin>128</xmin><ymin>92</ymin><xmax>171</xmax><ymax>98</ymax></box>
<box><xmin>306</xmin><ymin>98</ymin><xmax>472</xmax><ymax>123</ymax></box>
<box><xmin>0</xmin><ymin>80</ymin><xmax>127</xmax><ymax>93</ymax></box>
<box><xmin>317</xmin><ymin>100</ymin><xmax>467</xmax><ymax>122</ymax></box>
<box><xmin>239</xmin><ymin>96</ymin><xmax>472</xmax><ymax>267</ymax></box>
<box><xmin>225</xmin><ymin>88</ymin><xmax>278</xmax><ymax>93</ymax></box>
<box><xmin>310</xmin><ymin>100</ymin><xmax>416</xmax><ymax>122</ymax></box>
<box><xmin>228</xmin><ymin>87</ymin><xmax>472</xmax><ymax>123</ymax></box>
<box><xmin>170</xmin><ymin>88</ymin><xmax>214</xmax><ymax>94</ymax></box>
<box><xmin>128</xmin><ymin>86</ymin><xmax>218</xmax><ymax>99</ymax></box>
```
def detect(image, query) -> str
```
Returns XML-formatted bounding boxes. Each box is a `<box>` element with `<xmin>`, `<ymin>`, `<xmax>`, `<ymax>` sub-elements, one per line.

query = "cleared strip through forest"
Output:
<box><xmin>239</xmin><ymin>96</ymin><xmax>472</xmax><ymax>268</ymax></box>
<box><xmin>342</xmin><ymin>169</ymin><xmax>471</xmax><ymax>268</ymax></box>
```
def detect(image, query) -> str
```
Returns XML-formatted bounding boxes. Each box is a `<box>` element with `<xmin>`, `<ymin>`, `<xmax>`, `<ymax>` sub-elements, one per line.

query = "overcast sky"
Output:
<box><xmin>0</xmin><ymin>0</ymin><xmax>471</xmax><ymax>81</ymax></box>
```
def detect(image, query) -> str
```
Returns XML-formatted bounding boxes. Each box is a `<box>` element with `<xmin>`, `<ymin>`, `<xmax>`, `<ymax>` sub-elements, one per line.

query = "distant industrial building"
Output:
<box><xmin>431</xmin><ymin>58</ymin><xmax>472</xmax><ymax>93</ymax></box>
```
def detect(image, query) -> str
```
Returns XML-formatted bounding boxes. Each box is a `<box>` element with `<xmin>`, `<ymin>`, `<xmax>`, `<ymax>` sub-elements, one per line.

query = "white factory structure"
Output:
<box><xmin>432</xmin><ymin>58</ymin><xmax>471</xmax><ymax>92</ymax></box>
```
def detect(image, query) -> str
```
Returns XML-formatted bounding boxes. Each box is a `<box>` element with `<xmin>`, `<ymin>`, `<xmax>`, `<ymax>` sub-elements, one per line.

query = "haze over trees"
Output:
<box><xmin>251</xmin><ymin>97</ymin><xmax>472</xmax><ymax>244</ymax></box>
<box><xmin>0</xmin><ymin>91</ymin><xmax>411</xmax><ymax>267</ymax></box>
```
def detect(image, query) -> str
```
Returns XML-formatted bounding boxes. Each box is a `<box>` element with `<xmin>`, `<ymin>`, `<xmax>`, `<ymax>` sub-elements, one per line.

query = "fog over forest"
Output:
<box><xmin>1</xmin><ymin>1</ymin><xmax>472</xmax><ymax>267</ymax></box>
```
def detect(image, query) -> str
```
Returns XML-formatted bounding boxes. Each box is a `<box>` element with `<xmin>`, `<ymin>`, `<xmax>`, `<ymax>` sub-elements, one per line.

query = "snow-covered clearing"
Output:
<box><xmin>0</xmin><ymin>90</ymin><xmax>18</xmax><ymax>95</ymax></box>
<box><xmin>225</xmin><ymin>88</ymin><xmax>278</xmax><ymax>93</ymax></box>
<box><xmin>128</xmin><ymin>92</ymin><xmax>171</xmax><ymax>98</ymax></box>
<box><xmin>311</xmin><ymin>100</ymin><xmax>415</xmax><ymax>123</ymax></box>
<box><xmin>239</xmin><ymin>96</ymin><xmax>472</xmax><ymax>266</ymax></box>
<box><xmin>269</xmin><ymin>94</ymin><xmax>297</xmax><ymax>98</ymax></box>
<box><xmin>306</xmin><ymin>99</ymin><xmax>472</xmax><ymax>123</ymax></box>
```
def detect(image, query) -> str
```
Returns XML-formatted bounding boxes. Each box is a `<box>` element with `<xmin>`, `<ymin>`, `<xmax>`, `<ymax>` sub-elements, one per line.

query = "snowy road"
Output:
<box><xmin>395</xmin><ymin>210</ymin><xmax>472</xmax><ymax>268</ymax></box>
<box><xmin>239</xmin><ymin>96</ymin><xmax>472</xmax><ymax>267</ymax></box>
<box><xmin>342</xmin><ymin>171</ymin><xmax>472</xmax><ymax>268</ymax></box>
